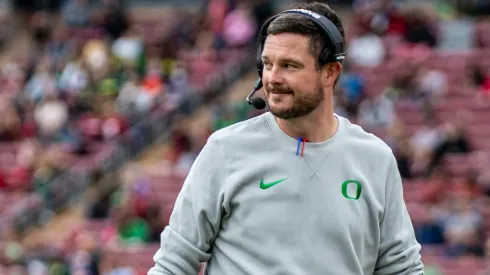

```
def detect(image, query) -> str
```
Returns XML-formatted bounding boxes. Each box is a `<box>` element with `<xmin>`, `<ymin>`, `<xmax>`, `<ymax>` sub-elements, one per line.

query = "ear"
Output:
<box><xmin>322</xmin><ymin>61</ymin><xmax>343</xmax><ymax>88</ymax></box>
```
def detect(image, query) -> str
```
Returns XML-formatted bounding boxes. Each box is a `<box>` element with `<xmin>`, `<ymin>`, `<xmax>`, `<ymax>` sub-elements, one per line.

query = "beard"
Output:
<box><xmin>265</xmin><ymin>80</ymin><xmax>324</xmax><ymax>120</ymax></box>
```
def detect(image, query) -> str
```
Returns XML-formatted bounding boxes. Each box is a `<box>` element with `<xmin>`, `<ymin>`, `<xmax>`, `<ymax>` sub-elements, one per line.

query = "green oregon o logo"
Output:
<box><xmin>341</xmin><ymin>180</ymin><xmax>362</xmax><ymax>200</ymax></box>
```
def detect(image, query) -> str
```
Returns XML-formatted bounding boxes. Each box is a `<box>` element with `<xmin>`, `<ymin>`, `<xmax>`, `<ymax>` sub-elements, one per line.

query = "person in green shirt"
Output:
<box><xmin>118</xmin><ymin>216</ymin><xmax>151</xmax><ymax>244</ymax></box>
<box><xmin>116</xmin><ymin>205</ymin><xmax>151</xmax><ymax>245</ymax></box>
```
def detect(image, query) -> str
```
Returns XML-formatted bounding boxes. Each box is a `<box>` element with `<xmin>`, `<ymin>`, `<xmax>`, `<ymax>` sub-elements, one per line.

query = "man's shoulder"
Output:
<box><xmin>339</xmin><ymin>115</ymin><xmax>393</xmax><ymax>159</ymax></box>
<box><xmin>208</xmin><ymin>112</ymin><xmax>269</xmax><ymax>144</ymax></box>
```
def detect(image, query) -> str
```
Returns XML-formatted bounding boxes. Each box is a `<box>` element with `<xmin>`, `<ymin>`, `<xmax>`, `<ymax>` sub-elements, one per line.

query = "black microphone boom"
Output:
<box><xmin>246</xmin><ymin>78</ymin><xmax>266</xmax><ymax>110</ymax></box>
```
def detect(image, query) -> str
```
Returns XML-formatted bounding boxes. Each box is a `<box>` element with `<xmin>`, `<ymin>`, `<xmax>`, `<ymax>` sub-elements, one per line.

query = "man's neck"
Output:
<box><xmin>275</xmin><ymin>104</ymin><xmax>338</xmax><ymax>143</ymax></box>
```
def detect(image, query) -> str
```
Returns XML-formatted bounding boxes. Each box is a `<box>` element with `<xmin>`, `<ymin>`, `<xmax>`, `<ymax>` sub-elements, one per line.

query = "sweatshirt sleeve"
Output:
<box><xmin>374</xmin><ymin>155</ymin><xmax>424</xmax><ymax>275</ymax></box>
<box><xmin>148</xmin><ymin>136</ymin><xmax>227</xmax><ymax>275</ymax></box>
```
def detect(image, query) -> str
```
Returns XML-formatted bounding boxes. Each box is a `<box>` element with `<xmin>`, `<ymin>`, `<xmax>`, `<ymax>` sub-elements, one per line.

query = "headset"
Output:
<box><xmin>246</xmin><ymin>8</ymin><xmax>346</xmax><ymax>110</ymax></box>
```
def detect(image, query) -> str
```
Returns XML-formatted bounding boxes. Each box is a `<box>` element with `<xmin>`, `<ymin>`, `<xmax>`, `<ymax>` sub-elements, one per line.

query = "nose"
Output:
<box><xmin>264</xmin><ymin>67</ymin><xmax>284</xmax><ymax>86</ymax></box>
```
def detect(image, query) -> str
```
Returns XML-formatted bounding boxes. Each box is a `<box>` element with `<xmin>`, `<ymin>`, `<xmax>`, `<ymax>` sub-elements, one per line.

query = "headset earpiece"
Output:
<box><xmin>319</xmin><ymin>49</ymin><xmax>331</xmax><ymax>65</ymax></box>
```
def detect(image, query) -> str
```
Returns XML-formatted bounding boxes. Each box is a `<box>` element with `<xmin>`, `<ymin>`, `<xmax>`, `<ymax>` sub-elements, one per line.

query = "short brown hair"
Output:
<box><xmin>266</xmin><ymin>1</ymin><xmax>345</xmax><ymax>70</ymax></box>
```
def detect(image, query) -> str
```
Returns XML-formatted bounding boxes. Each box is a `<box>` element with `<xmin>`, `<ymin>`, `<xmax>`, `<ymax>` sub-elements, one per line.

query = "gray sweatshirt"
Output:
<box><xmin>148</xmin><ymin>112</ymin><xmax>424</xmax><ymax>275</ymax></box>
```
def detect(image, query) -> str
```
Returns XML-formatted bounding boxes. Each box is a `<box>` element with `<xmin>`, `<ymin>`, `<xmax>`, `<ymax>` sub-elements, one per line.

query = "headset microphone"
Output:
<box><xmin>246</xmin><ymin>78</ymin><xmax>267</xmax><ymax>110</ymax></box>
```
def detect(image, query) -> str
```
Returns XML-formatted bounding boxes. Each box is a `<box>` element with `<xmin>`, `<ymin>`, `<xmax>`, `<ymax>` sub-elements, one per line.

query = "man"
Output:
<box><xmin>149</xmin><ymin>1</ymin><xmax>424</xmax><ymax>274</ymax></box>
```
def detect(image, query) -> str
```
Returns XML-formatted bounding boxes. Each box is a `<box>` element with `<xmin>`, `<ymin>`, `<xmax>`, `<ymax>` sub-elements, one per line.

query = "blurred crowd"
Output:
<box><xmin>113</xmin><ymin>0</ymin><xmax>490</xmax><ymax>273</ymax></box>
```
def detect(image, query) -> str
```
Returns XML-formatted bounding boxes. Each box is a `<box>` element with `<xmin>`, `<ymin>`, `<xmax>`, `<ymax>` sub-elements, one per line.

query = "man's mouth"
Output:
<box><xmin>270</xmin><ymin>90</ymin><xmax>293</xmax><ymax>95</ymax></box>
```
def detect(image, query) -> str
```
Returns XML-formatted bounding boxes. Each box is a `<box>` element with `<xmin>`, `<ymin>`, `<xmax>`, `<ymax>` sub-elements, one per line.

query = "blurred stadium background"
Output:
<box><xmin>0</xmin><ymin>0</ymin><xmax>488</xmax><ymax>274</ymax></box>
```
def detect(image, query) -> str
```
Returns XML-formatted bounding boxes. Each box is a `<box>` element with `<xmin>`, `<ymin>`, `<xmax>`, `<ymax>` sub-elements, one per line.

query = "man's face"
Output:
<box><xmin>261</xmin><ymin>33</ymin><xmax>325</xmax><ymax>120</ymax></box>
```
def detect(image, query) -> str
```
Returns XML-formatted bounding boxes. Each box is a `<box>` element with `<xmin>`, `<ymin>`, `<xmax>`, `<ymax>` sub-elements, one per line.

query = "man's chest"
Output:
<box><xmin>222</xmin><ymin>152</ymin><xmax>385</xmax><ymax>246</ymax></box>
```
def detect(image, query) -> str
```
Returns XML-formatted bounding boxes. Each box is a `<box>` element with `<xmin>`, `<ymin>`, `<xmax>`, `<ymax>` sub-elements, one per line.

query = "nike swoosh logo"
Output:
<box><xmin>259</xmin><ymin>178</ymin><xmax>289</xmax><ymax>190</ymax></box>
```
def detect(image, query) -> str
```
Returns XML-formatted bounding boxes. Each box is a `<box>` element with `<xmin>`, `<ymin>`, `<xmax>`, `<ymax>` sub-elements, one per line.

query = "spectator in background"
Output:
<box><xmin>26</xmin><ymin>260</ymin><xmax>49</xmax><ymax>275</ymax></box>
<box><xmin>48</xmin><ymin>260</ymin><xmax>69</xmax><ymax>275</ymax></box>
<box><xmin>116</xmin><ymin>204</ymin><xmax>150</xmax><ymax>245</ymax></box>
<box><xmin>333</xmin><ymin>91</ymin><xmax>349</xmax><ymax>119</ymax></box>
<box><xmin>0</xmin><ymin>168</ymin><xmax>7</xmax><ymax>190</ymax></box>
<box><xmin>33</xmin><ymin>94</ymin><xmax>69</xmax><ymax>140</ymax></box>
<box><xmin>6</xmin><ymin>139</ymin><xmax>39</xmax><ymax>191</ymax></box>
<box><xmin>485</xmin><ymin>237</ymin><xmax>490</xmax><ymax>262</ymax></box>
<box><xmin>444</xmin><ymin>194</ymin><xmax>484</xmax><ymax>257</ymax></box>
<box><xmin>384</xmin><ymin>61</ymin><xmax>419</xmax><ymax>101</ymax></box>
<box><xmin>347</xmin><ymin>30</ymin><xmax>386</xmax><ymax>67</ymax></box>
<box><xmin>353</xmin><ymin>0</ymin><xmax>406</xmax><ymax>37</ymax></box>
<box><xmin>58</xmin><ymin>56</ymin><xmax>90</xmax><ymax>97</ymax></box>
<box><xmin>130</xmin><ymin>174</ymin><xmax>152</xmax><ymax>217</ymax></box>
<box><xmin>146</xmin><ymin>205</ymin><xmax>165</xmax><ymax>243</ymax></box>
<box><xmin>251</xmin><ymin>0</ymin><xmax>274</xmax><ymax>35</ymax></box>
<box><xmin>24</xmin><ymin>60</ymin><xmax>57</xmax><ymax>103</ymax></box>
<box><xmin>102</xmin><ymin>263</ymin><xmax>137</xmax><ymax>275</ymax></box>
<box><xmin>338</xmin><ymin>60</ymin><xmax>365</xmax><ymax>118</ymax></box>
<box><xmin>69</xmin><ymin>231</ymin><xmax>101</xmax><ymax>275</ymax></box>
<box><xmin>403</xmin><ymin>5</ymin><xmax>438</xmax><ymax>48</ymax></box>
<box><xmin>30</xmin><ymin>12</ymin><xmax>52</xmax><ymax>49</ymax></box>
<box><xmin>428</xmin><ymin>121</ymin><xmax>471</xmax><ymax>175</ymax></box>
<box><xmin>1</xmin><ymin>59</ymin><xmax>26</xmax><ymax>97</ymax></box>
<box><xmin>96</xmin><ymin>0</ymin><xmax>129</xmax><ymax>40</ymax></box>
<box><xmin>222</xmin><ymin>2</ymin><xmax>256</xmax><ymax>48</ymax></box>
<box><xmin>99</xmin><ymin>101</ymin><xmax>127</xmax><ymax>141</ymax></box>
<box><xmin>416</xmin><ymin>67</ymin><xmax>448</xmax><ymax>103</ymax></box>
<box><xmin>0</xmin><ymin>99</ymin><xmax>21</xmax><ymax>141</ymax></box>
<box><xmin>0</xmin><ymin>6</ymin><xmax>13</xmax><ymax>50</ymax></box>
<box><xmin>46</xmin><ymin>25</ymin><xmax>76</xmax><ymax>67</ymax></box>
<box><xmin>382</xmin><ymin>119</ymin><xmax>413</xmax><ymax>178</ymax></box>
<box><xmin>82</xmin><ymin>38</ymin><xmax>111</xmax><ymax>82</ymax></box>
<box><xmin>212</xmin><ymin>103</ymin><xmax>238</xmax><ymax>131</ymax></box>
<box><xmin>189</xmin><ymin>30</ymin><xmax>218</xmax><ymax>83</ymax></box>
<box><xmin>414</xmin><ymin>204</ymin><xmax>445</xmax><ymax>245</ymax></box>
<box><xmin>477</xmin><ymin>240</ymin><xmax>490</xmax><ymax>274</ymax></box>
<box><xmin>117</xmin><ymin>72</ymin><xmax>153</xmax><ymax>117</ymax></box>
<box><xmin>207</xmin><ymin>0</ymin><xmax>229</xmax><ymax>43</ymax></box>
<box><xmin>474</xmin><ymin>152</ymin><xmax>490</xmax><ymax>198</ymax></box>
<box><xmin>382</xmin><ymin>115</ymin><xmax>404</xmax><ymax>148</ymax></box>
<box><xmin>1</xmin><ymin>226</ymin><xmax>24</xmax><ymax>267</ymax></box>
<box><xmin>411</xmin><ymin>118</ymin><xmax>442</xmax><ymax>154</ymax></box>
<box><xmin>422</xmin><ymin>167</ymin><xmax>449</xmax><ymax>205</ymax></box>
<box><xmin>141</xmin><ymin>58</ymin><xmax>164</xmax><ymax>98</ymax></box>
<box><xmin>352</xmin><ymin>0</ymin><xmax>376</xmax><ymax>34</ymax></box>
<box><xmin>479</xmin><ymin>67</ymin><xmax>490</xmax><ymax>99</ymax></box>
<box><xmin>88</xmin><ymin>192</ymin><xmax>112</xmax><ymax>220</ymax></box>
<box><xmin>394</xmin><ymin>137</ymin><xmax>413</xmax><ymax>179</ymax></box>
<box><xmin>357</xmin><ymin>93</ymin><xmax>395</xmax><ymax>130</ymax></box>
<box><xmin>411</xmin><ymin>118</ymin><xmax>442</xmax><ymax>175</ymax></box>
<box><xmin>61</xmin><ymin>0</ymin><xmax>92</xmax><ymax>28</ymax></box>
<box><xmin>168</xmin><ymin>129</ymin><xmax>193</xmax><ymax>169</ymax></box>
<box><xmin>44</xmin><ymin>144</ymin><xmax>73</xmax><ymax>172</ymax></box>
<box><xmin>375</xmin><ymin>0</ymin><xmax>406</xmax><ymax>37</ymax></box>
<box><xmin>470</xmin><ymin>63</ymin><xmax>486</xmax><ymax>88</ymax></box>
<box><xmin>8</xmin><ymin>265</ymin><xmax>27</xmax><ymax>275</ymax></box>
<box><xmin>111</xmin><ymin>26</ymin><xmax>144</xmax><ymax>67</ymax></box>
<box><xmin>166</xmin><ymin>61</ymin><xmax>189</xmax><ymax>107</ymax></box>
<box><xmin>460</xmin><ymin>170</ymin><xmax>484</xmax><ymax>201</ymax></box>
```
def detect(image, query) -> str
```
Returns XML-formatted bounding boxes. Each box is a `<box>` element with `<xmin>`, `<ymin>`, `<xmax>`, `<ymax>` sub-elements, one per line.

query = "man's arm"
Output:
<box><xmin>148</xmin><ymin>136</ymin><xmax>227</xmax><ymax>275</ymax></box>
<box><xmin>374</xmin><ymin>155</ymin><xmax>424</xmax><ymax>275</ymax></box>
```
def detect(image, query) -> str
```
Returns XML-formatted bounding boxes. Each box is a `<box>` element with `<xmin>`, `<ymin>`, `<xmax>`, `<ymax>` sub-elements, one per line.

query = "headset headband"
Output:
<box><xmin>257</xmin><ymin>8</ymin><xmax>345</xmax><ymax>74</ymax></box>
